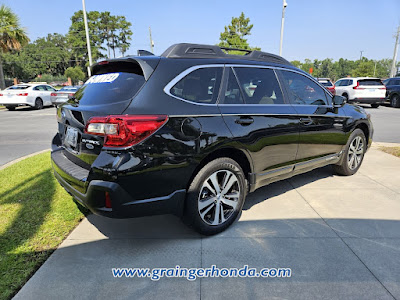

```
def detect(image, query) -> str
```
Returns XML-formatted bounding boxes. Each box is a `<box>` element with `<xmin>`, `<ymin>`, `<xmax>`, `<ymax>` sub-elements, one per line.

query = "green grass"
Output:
<box><xmin>0</xmin><ymin>152</ymin><xmax>87</xmax><ymax>300</ymax></box>
<box><xmin>380</xmin><ymin>146</ymin><xmax>400</xmax><ymax>158</ymax></box>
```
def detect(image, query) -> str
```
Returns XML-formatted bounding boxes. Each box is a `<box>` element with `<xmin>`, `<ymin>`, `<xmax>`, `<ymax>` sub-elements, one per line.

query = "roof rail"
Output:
<box><xmin>161</xmin><ymin>43</ymin><xmax>292</xmax><ymax>66</ymax></box>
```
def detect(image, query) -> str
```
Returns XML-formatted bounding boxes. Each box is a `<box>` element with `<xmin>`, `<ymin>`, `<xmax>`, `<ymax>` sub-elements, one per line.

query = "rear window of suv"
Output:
<box><xmin>74</xmin><ymin>66</ymin><xmax>145</xmax><ymax>105</ymax></box>
<box><xmin>358</xmin><ymin>79</ymin><xmax>383</xmax><ymax>86</ymax></box>
<box><xmin>170</xmin><ymin>67</ymin><xmax>223</xmax><ymax>104</ymax></box>
<box><xmin>319</xmin><ymin>80</ymin><xmax>333</xmax><ymax>87</ymax></box>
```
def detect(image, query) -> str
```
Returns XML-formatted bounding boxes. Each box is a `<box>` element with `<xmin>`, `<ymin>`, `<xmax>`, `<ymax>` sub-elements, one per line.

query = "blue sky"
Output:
<box><xmin>4</xmin><ymin>0</ymin><xmax>400</xmax><ymax>62</ymax></box>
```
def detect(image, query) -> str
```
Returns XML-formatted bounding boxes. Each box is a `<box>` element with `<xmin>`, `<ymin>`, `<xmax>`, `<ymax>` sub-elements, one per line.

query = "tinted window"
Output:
<box><xmin>341</xmin><ymin>80</ymin><xmax>349</xmax><ymax>86</ymax></box>
<box><xmin>171</xmin><ymin>67</ymin><xmax>222</xmax><ymax>104</ymax></box>
<box><xmin>335</xmin><ymin>80</ymin><xmax>343</xmax><ymax>86</ymax></box>
<box><xmin>347</xmin><ymin>80</ymin><xmax>353</xmax><ymax>86</ymax></box>
<box><xmin>34</xmin><ymin>85</ymin><xmax>46</xmax><ymax>91</ymax></box>
<box><xmin>234</xmin><ymin>67</ymin><xmax>284</xmax><ymax>105</ymax></box>
<box><xmin>319</xmin><ymin>80</ymin><xmax>333</xmax><ymax>87</ymax></box>
<box><xmin>394</xmin><ymin>79</ymin><xmax>400</xmax><ymax>85</ymax></box>
<box><xmin>220</xmin><ymin>68</ymin><xmax>244</xmax><ymax>104</ymax></box>
<box><xmin>45</xmin><ymin>86</ymin><xmax>56</xmax><ymax>91</ymax></box>
<box><xmin>74</xmin><ymin>72</ymin><xmax>145</xmax><ymax>105</ymax></box>
<box><xmin>358</xmin><ymin>79</ymin><xmax>383</xmax><ymax>86</ymax></box>
<box><xmin>281</xmin><ymin>71</ymin><xmax>328</xmax><ymax>105</ymax></box>
<box><xmin>6</xmin><ymin>85</ymin><xmax>30</xmax><ymax>90</ymax></box>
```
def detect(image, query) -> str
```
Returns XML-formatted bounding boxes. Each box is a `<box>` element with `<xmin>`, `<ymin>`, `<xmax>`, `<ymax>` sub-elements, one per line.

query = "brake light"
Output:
<box><xmin>353</xmin><ymin>82</ymin><xmax>365</xmax><ymax>90</ymax></box>
<box><xmin>85</xmin><ymin>115</ymin><xmax>168</xmax><ymax>147</ymax></box>
<box><xmin>0</xmin><ymin>93</ymin><xmax>3</xmax><ymax>96</ymax></box>
<box><xmin>379</xmin><ymin>87</ymin><xmax>386</xmax><ymax>90</ymax></box>
<box><xmin>17</xmin><ymin>93</ymin><xmax>28</xmax><ymax>96</ymax></box>
<box><xmin>51</xmin><ymin>93</ymin><xmax>57</xmax><ymax>96</ymax></box>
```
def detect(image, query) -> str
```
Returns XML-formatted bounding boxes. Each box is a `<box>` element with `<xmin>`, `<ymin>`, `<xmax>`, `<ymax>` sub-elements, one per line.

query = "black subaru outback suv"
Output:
<box><xmin>51</xmin><ymin>43</ymin><xmax>373</xmax><ymax>235</ymax></box>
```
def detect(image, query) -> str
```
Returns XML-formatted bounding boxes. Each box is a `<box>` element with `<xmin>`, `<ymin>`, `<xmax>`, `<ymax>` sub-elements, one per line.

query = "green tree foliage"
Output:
<box><xmin>68</xmin><ymin>10</ymin><xmax>104</xmax><ymax>69</ymax></box>
<box><xmin>219</xmin><ymin>12</ymin><xmax>259</xmax><ymax>53</ymax></box>
<box><xmin>65</xmin><ymin>66</ymin><xmax>85</xmax><ymax>85</ymax></box>
<box><xmin>0</xmin><ymin>5</ymin><xmax>29</xmax><ymax>89</ymax></box>
<box><xmin>291</xmin><ymin>57</ymin><xmax>397</xmax><ymax>81</ymax></box>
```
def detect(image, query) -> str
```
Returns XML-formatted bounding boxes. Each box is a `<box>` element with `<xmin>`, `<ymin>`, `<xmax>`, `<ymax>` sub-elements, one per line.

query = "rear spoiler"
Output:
<box><xmin>91</xmin><ymin>56</ymin><xmax>160</xmax><ymax>81</ymax></box>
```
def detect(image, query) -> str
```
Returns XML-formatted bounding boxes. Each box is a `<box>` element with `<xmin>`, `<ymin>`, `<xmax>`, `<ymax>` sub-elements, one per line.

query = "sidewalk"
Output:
<box><xmin>14</xmin><ymin>148</ymin><xmax>400</xmax><ymax>299</ymax></box>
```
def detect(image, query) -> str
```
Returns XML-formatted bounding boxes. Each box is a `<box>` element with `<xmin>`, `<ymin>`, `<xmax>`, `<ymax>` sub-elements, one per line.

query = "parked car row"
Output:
<box><xmin>0</xmin><ymin>83</ymin><xmax>80</xmax><ymax>110</ymax></box>
<box><xmin>317</xmin><ymin>76</ymin><xmax>400</xmax><ymax>109</ymax></box>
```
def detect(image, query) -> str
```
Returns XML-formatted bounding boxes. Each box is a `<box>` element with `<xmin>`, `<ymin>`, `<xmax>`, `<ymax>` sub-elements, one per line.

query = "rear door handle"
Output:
<box><xmin>235</xmin><ymin>117</ymin><xmax>254</xmax><ymax>125</ymax></box>
<box><xmin>299</xmin><ymin>117</ymin><xmax>313</xmax><ymax>125</ymax></box>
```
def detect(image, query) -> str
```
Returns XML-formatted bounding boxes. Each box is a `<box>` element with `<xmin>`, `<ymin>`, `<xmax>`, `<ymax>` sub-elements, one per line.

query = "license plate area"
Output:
<box><xmin>64</xmin><ymin>126</ymin><xmax>80</xmax><ymax>153</ymax></box>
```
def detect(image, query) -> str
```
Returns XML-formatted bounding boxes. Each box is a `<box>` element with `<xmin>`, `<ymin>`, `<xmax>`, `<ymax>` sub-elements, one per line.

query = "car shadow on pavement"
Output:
<box><xmin>85</xmin><ymin>165</ymin><xmax>335</xmax><ymax>239</ymax></box>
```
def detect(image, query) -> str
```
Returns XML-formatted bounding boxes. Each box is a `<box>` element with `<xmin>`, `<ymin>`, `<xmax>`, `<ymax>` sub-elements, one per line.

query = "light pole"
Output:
<box><xmin>390</xmin><ymin>26</ymin><xmax>400</xmax><ymax>78</ymax></box>
<box><xmin>279</xmin><ymin>0</ymin><xmax>288</xmax><ymax>56</ymax></box>
<box><xmin>82</xmin><ymin>0</ymin><xmax>93</xmax><ymax>77</ymax></box>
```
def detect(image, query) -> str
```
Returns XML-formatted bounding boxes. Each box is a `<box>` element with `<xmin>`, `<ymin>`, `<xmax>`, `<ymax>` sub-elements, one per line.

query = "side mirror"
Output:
<box><xmin>333</xmin><ymin>95</ymin><xmax>345</xmax><ymax>108</ymax></box>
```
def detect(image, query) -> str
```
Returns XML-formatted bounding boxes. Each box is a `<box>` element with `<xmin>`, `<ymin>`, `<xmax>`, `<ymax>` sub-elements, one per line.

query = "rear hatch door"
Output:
<box><xmin>57</xmin><ymin>57</ymin><xmax>160</xmax><ymax>167</ymax></box>
<box><xmin>357</xmin><ymin>79</ymin><xmax>386</xmax><ymax>98</ymax></box>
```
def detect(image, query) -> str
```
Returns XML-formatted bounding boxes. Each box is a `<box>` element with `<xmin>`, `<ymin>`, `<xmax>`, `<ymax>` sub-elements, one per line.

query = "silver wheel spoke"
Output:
<box><xmin>221</xmin><ymin>175</ymin><xmax>237</xmax><ymax>195</ymax></box>
<box><xmin>220</xmin><ymin>203</ymin><xmax>226</xmax><ymax>223</ymax></box>
<box><xmin>200</xmin><ymin>202</ymin><xmax>215</xmax><ymax>219</ymax></box>
<box><xmin>221</xmin><ymin>197</ymin><xmax>238</xmax><ymax>209</ymax></box>
<box><xmin>212</xmin><ymin>201</ymin><xmax>221</xmax><ymax>225</ymax></box>
<box><xmin>209</xmin><ymin>173</ymin><xmax>221</xmax><ymax>194</ymax></box>
<box><xmin>224</xmin><ymin>191</ymin><xmax>240</xmax><ymax>199</ymax></box>
<box><xmin>199</xmin><ymin>196</ymin><xmax>216</xmax><ymax>210</ymax></box>
<box><xmin>204</xmin><ymin>181</ymin><xmax>217</xmax><ymax>196</ymax></box>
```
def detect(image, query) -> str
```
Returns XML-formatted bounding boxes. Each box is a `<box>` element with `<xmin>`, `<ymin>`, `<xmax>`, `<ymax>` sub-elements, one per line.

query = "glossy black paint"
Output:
<box><xmin>51</xmin><ymin>51</ymin><xmax>373</xmax><ymax>219</ymax></box>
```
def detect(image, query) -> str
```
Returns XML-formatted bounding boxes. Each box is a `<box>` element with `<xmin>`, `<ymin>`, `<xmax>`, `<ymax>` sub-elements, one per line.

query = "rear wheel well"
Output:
<box><xmin>187</xmin><ymin>148</ymin><xmax>252</xmax><ymax>190</ymax></box>
<box><xmin>356</xmin><ymin>123</ymin><xmax>369</xmax><ymax>142</ymax></box>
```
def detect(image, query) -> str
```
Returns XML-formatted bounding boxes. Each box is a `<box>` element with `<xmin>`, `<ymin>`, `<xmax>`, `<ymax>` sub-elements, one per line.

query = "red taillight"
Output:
<box><xmin>17</xmin><ymin>93</ymin><xmax>28</xmax><ymax>96</ymax></box>
<box><xmin>51</xmin><ymin>93</ymin><xmax>57</xmax><ymax>96</ymax></box>
<box><xmin>84</xmin><ymin>115</ymin><xmax>168</xmax><ymax>147</ymax></box>
<box><xmin>353</xmin><ymin>82</ymin><xmax>365</xmax><ymax>90</ymax></box>
<box><xmin>0</xmin><ymin>93</ymin><xmax>3</xmax><ymax>96</ymax></box>
<box><xmin>105</xmin><ymin>192</ymin><xmax>112</xmax><ymax>208</ymax></box>
<box><xmin>379</xmin><ymin>87</ymin><xmax>386</xmax><ymax>90</ymax></box>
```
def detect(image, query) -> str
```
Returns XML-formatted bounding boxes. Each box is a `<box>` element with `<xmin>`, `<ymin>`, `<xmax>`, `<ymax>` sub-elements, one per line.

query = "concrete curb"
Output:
<box><xmin>0</xmin><ymin>149</ymin><xmax>51</xmax><ymax>171</ymax></box>
<box><xmin>372</xmin><ymin>142</ymin><xmax>400</xmax><ymax>148</ymax></box>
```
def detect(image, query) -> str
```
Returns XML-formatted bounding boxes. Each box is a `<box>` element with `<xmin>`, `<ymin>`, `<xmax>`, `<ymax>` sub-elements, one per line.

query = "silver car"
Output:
<box><xmin>50</xmin><ymin>86</ymin><xmax>81</xmax><ymax>106</ymax></box>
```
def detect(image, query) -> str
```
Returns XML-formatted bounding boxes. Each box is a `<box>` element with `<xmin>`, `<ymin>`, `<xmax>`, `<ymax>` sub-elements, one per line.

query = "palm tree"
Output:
<box><xmin>0</xmin><ymin>5</ymin><xmax>29</xmax><ymax>89</ymax></box>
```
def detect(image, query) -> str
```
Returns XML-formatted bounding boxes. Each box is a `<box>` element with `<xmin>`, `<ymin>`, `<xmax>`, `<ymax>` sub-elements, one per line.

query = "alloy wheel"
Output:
<box><xmin>347</xmin><ymin>136</ymin><xmax>364</xmax><ymax>170</ymax></box>
<box><xmin>198</xmin><ymin>170</ymin><xmax>240</xmax><ymax>226</ymax></box>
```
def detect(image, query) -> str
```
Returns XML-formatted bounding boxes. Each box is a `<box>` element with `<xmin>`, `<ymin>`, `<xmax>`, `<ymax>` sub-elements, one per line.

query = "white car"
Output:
<box><xmin>0</xmin><ymin>83</ymin><xmax>57</xmax><ymax>110</ymax></box>
<box><xmin>334</xmin><ymin>77</ymin><xmax>386</xmax><ymax>108</ymax></box>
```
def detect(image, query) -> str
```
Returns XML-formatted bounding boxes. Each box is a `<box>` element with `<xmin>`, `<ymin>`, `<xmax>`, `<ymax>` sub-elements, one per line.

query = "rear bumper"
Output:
<box><xmin>350</xmin><ymin>98</ymin><xmax>385</xmax><ymax>104</ymax></box>
<box><xmin>51</xmin><ymin>148</ymin><xmax>186</xmax><ymax>218</ymax></box>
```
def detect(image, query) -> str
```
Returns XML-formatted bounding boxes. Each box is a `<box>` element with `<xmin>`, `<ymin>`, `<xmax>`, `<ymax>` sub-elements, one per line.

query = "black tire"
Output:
<box><xmin>371</xmin><ymin>103</ymin><xmax>380</xmax><ymax>108</ymax></box>
<box><xmin>342</xmin><ymin>93</ymin><xmax>349</xmax><ymax>102</ymax></box>
<box><xmin>34</xmin><ymin>98</ymin><xmax>43</xmax><ymax>110</ymax></box>
<box><xmin>333</xmin><ymin>129</ymin><xmax>366</xmax><ymax>176</ymax></box>
<box><xmin>6</xmin><ymin>106</ymin><xmax>15</xmax><ymax>111</ymax></box>
<box><xmin>390</xmin><ymin>94</ymin><xmax>400</xmax><ymax>108</ymax></box>
<box><xmin>183</xmin><ymin>157</ymin><xmax>246</xmax><ymax>235</ymax></box>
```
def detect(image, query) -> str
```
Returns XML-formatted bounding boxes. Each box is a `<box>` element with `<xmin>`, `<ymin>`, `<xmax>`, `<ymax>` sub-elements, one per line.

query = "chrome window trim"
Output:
<box><xmin>164</xmin><ymin>63</ymin><xmax>334</xmax><ymax>106</ymax></box>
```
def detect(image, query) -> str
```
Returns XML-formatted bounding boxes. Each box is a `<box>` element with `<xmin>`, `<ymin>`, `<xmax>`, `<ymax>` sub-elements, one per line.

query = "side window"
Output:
<box><xmin>335</xmin><ymin>80</ymin><xmax>342</xmax><ymax>86</ymax></box>
<box><xmin>341</xmin><ymin>80</ymin><xmax>349</xmax><ymax>86</ymax></box>
<box><xmin>35</xmin><ymin>85</ymin><xmax>45</xmax><ymax>91</ymax></box>
<box><xmin>281</xmin><ymin>70</ymin><xmax>328</xmax><ymax>105</ymax></box>
<box><xmin>45</xmin><ymin>86</ymin><xmax>56</xmax><ymax>91</ymax></box>
<box><xmin>347</xmin><ymin>79</ymin><xmax>353</xmax><ymax>86</ymax></box>
<box><xmin>220</xmin><ymin>68</ymin><xmax>244</xmax><ymax>104</ymax></box>
<box><xmin>170</xmin><ymin>67</ymin><xmax>222</xmax><ymax>104</ymax></box>
<box><xmin>234</xmin><ymin>67</ymin><xmax>284</xmax><ymax>105</ymax></box>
